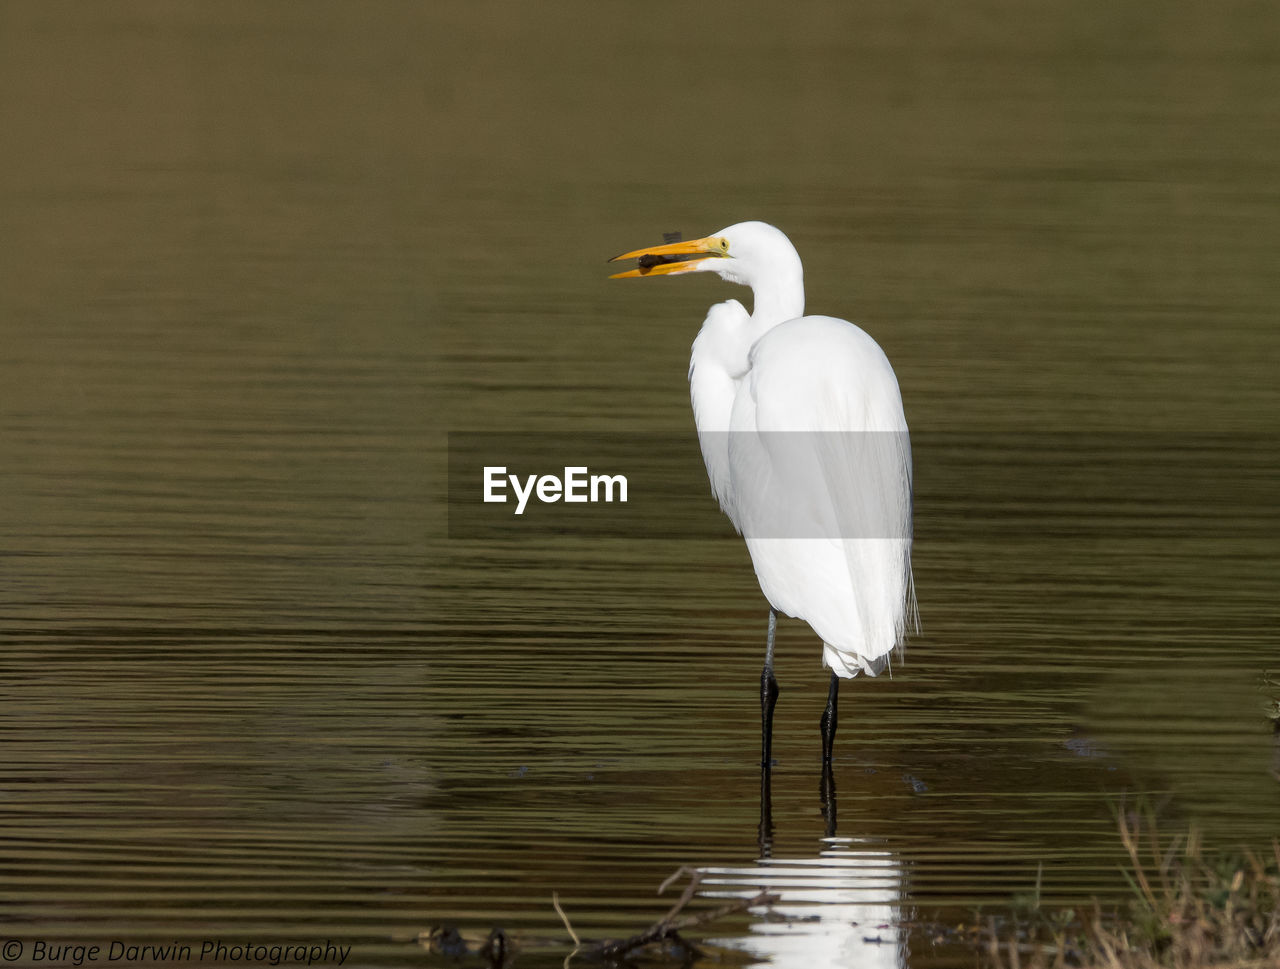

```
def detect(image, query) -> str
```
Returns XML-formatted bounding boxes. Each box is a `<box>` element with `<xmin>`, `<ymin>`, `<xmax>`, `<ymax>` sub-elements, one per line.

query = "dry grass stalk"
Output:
<box><xmin>987</xmin><ymin>804</ymin><xmax>1280</xmax><ymax>969</ymax></box>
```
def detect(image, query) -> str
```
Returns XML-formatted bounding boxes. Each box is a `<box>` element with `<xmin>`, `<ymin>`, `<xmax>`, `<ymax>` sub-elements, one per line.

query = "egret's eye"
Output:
<box><xmin>720</xmin><ymin>238</ymin><xmax>729</xmax><ymax>251</ymax></box>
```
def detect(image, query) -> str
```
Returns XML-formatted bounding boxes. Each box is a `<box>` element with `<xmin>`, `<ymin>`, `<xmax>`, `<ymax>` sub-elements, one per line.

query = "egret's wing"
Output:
<box><xmin>689</xmin><ymin>298</ymin><xmax>751</xmax><ymax>524</ymax></box>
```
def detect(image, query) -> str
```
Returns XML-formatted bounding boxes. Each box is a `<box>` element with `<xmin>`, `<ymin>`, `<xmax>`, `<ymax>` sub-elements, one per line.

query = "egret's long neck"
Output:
<box><xmin>747</xmin><ymin>265</ymin><xmax>804</xmax><ymax>337</ymax></box>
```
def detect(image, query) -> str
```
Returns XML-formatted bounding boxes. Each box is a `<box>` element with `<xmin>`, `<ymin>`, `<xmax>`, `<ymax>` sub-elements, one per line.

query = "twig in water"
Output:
<box><xmin>589</xmin><ymin>867</ymin><xmax>778</xmax><ymax>962</ymax></box>
<box><xmin>552</xmin><ymin>891</ymin><xmax>581</xmax><ymax>947</ymax></box>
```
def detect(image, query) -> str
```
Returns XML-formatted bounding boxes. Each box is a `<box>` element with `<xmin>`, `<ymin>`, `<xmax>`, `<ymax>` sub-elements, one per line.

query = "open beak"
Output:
<box><xmin>608</xmin><ymin>235</ymin><xmax>728</xmax><ymax>278</ymax></box>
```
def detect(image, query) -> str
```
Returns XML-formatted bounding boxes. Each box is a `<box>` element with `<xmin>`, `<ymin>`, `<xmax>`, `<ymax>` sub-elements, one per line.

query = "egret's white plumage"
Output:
<box><xmin>610</xmin><ymin>220</ymin><xmax>916</xmax><ymax>763</ymax></box>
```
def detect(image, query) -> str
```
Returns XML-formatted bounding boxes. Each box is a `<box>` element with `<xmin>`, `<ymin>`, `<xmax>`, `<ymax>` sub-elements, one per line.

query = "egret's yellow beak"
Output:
<box><xmin>608</xmin><ymin>235</ymin><xmax>729</xmax><ymax>278</ymax></box>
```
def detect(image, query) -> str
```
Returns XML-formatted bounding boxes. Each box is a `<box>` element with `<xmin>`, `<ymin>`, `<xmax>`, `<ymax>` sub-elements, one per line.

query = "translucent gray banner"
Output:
<box><xmin>447</xmin><ymin>431</ymin><xmax>1279</xmax><ymax>540</ymax></box>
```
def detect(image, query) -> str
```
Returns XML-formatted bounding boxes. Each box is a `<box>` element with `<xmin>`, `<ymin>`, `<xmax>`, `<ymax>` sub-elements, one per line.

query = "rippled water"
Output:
<box><xmin>1</xmin><ymin>2</ymin><xmax>1277</xmax><ymax>967</ymax></box>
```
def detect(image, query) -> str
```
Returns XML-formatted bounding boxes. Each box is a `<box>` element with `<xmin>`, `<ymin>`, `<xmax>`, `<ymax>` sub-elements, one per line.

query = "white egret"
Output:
<box><xmin>610</xmin><ymin>221</ymin><xmax>916</xmax><ymax>770</ymax></box>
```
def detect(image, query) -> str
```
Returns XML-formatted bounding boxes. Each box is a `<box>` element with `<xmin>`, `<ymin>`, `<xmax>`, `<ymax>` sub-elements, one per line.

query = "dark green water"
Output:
<box><xmin>1</xmin><ymin>3</ymin><xmax>1277</xmax><ymax>967</ymax></box>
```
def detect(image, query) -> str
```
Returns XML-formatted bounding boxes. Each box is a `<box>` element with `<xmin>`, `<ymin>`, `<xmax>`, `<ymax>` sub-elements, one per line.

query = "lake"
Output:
<box><xmin>1</xmin><ymin>2</ymin><xmax>1277</xmax><ymax>967</ymax></box>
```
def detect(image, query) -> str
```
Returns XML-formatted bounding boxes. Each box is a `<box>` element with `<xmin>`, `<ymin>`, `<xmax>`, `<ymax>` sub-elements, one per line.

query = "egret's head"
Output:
<box><xmin>609</xmin><ymin>221</ymin><xmax>801</xmax><ymax>291</ymax></box>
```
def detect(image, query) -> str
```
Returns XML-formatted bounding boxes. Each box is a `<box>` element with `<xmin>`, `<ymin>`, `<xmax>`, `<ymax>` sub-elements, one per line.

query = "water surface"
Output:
<box><xmin>1</xmin><ymin>2</ymin><xmax>1277</xmax><ymax>967</ymax></box>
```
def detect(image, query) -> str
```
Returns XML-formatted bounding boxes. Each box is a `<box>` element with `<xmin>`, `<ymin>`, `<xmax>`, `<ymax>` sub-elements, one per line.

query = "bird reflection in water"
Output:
<box><xmin>758</xmin><ymin>758</ymin><xmax>838</xmax><ymax>858</ymax></box>
<box><xmin>700</xmin><ymin>837</ymin><xmax>906</xmax><ymax>969</ymax></box>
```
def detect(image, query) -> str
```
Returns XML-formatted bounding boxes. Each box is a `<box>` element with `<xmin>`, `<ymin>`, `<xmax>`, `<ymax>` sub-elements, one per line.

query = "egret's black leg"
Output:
<box><xmin>820</xmin><ymin>672</ymin><xmax>839</xmax><ymax>766</ymax></box>
<box><xmin>758</xmin><ymin>610</ymin><xmax>779</xmax><ymax>856</ymax></box>
<box><xmin>760</xmin><ymin>609</ymin><xmax>780</xmax><ymax>770</ymax></box>
<box><xmin>760</xmin><ymin>665</ymin><xmax>779</xmax><ymax>768</ymax></box>
<box><xmin>819</xmin><ymin>671</ymin><xmax>839</xmax><ymax>836</ymax></box>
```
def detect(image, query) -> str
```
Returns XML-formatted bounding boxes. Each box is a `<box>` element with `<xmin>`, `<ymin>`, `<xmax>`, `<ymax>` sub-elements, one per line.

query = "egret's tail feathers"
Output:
<box><xmin>824</xmin><ymin>641</ymin><xmax>891</xmax><ymax>678</ymax></box>
<box><xmin>906</xmin><ymin>566</ymin><xmax>921</xmax><ymax>637</ymax></box>
<box><xmin>822</xmin><ymin>549</ymin><xmax>916</xmax><ymax>681</ymax></box>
